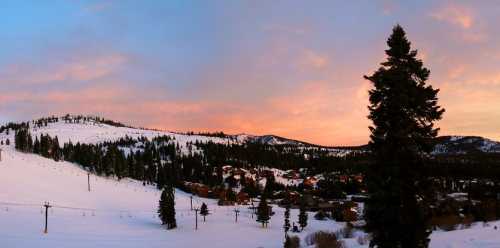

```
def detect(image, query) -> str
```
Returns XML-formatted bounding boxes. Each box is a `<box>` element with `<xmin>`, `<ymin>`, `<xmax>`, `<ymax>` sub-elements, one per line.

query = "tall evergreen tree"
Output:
<box><xmin>158</xmin><ymin>184</ymin><xmax>177</xmax><ymax>229</ymax></box>
<box><xmin>283</xmin><ymin>205</ymin><xmax>291</xmax><ymax>236</ymax></box>
<box><xmin>364</xmin><ymin>25</ymin><xmax>444</xmax><ymax>248</ymax></box>
<box><xmin>298</xmin><ymin>196</ymin><xmax>308</xmax><ymax>231</ymax></box>
<box><xmin>256</xmin><ymin>195</ymin><xmax>270</xmax><ymax>228</ymax></box>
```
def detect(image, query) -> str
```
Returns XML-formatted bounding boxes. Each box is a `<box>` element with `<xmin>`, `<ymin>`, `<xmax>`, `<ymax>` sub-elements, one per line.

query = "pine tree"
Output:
<box><xmin>283</xmin><ymin>236</ymin><xmax>292</xmax><ymax>248</ymax></box>
<box><xmin>200</xmin><ymin>202</ymin><xmax>209</xmax><ymax>222</ymax></box>
<box><xmin>158</xmin><ymin>184</ymin><xmax>177</xmax><ymax>229</ymax></box>
<box><xmin>33</xmin><ymin>137</ymin><xmax>40</xmax><ymax>154</ymax></box>
<box><xmin>364</xmin><ymin>25</ymin><xmax>444</xmax><ymax>248</ymax></box>
<box><xmin>263</xmin><ymin>175</ymin><xmax>275</xmax><ymax>197</ymax></box>
<box><xmin>298</xmin><ymin>196</ymin><xmax>308</xmax><ymax>231</ymax></box>
<box><xmin>256</xmin><ymin>195</ymin><xmax>270</xmax><ymax>228</ymax></box>
<box><xmin>283</xmin><ymin>205</ymin><xmax>291</xmax><ymax>236</ymax></box>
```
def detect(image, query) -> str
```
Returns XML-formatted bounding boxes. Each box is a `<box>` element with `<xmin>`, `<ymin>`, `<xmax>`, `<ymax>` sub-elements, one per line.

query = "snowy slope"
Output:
<box><xmin>432</xmin><ymin>136</ymin><xmax>500</xmax><ymax>154</ymax></box>
<box><xmin>28</xmin><ymin>118</ymin><xmax>235</xmax><ymax>151</ymax></box>
<box><xmin>0</xmin><ymin>146</ymin><xmax>349</xmax><ymax>248</ymax></box>
<box><xmin>1</xmin><ymin>145</ymin><xmax>499</xmax><ymax>247</ymax></box>
<box><xmin>2</xmin><ymin>116</ymin><xmax>358</xmax><ymax>156</ymax></box>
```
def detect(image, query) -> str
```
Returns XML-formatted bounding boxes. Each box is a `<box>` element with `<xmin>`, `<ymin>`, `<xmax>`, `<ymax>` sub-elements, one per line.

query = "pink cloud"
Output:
<box><xmin>299</xmin><ymin>50</ymin><xmax>329</xmax><ymax>70</ymax></box>
<box><xmin>0</xmin><ymin>54</ymin><xmax>128</xmax><ymax>85</ymax></box>
<box><xmin>430</xmin><ymin>4</ymin><xmax>474</xmax><ymax>29</ymax></box>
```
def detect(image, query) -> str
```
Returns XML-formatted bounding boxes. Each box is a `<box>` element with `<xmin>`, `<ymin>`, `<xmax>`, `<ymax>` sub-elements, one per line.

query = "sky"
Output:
<box><xmin>0</xmin><ymin>0</ymin><xmax>499</xmax><ymax>146</ymax></box>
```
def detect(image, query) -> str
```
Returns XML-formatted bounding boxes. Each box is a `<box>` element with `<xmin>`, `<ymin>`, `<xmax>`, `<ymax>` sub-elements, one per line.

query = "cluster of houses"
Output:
<box><xmin>180</xmin><ymin>165</ymin><xmax>367</xmax><ymax>222</ymax></box>
<box><xmin>183</xmin><ymin>181</ymin><xmax>250</xmax><ymax>205</ymax></box>
<box><xmin>275</xmin><ymin>190</ymin><xmax>361</xmax><ymax>222</ymax></box>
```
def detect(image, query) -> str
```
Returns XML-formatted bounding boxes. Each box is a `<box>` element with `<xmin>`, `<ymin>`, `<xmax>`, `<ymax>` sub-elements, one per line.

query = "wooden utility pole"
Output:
<box><xmin>190</xmin><ymin>195</ymin><xmax>193</xmax><ymax>211</ymax></box>
<box><xmin>250</xmin><ymin>199</ymin><xmax>254</xmax><ymax>219</ymax></box>
<box><xmin>234</xmin><ymin>208</ymin><xmax>240</xmax><ymax>223</ymax></box>
<box><xmin>194</xmin><ymin>207</ymin><xmax>199</xmax><ymax>230</ymax></box>
<box><xmin>43</xmin><ymin>202</ymin><xmax>52</xmax><ymax>234</ymax></box>
<box><xmin>87</xmin><ymin>172</ymin><xmax>91</xmax><ymax>192</ymax></box>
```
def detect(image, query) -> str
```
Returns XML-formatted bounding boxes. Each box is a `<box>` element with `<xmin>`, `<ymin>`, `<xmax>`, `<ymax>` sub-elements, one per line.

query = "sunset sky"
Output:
<box><xmin>1</xmin><ymin>0</ymin><xmax>499</xmax><ymax>146</ymax></box>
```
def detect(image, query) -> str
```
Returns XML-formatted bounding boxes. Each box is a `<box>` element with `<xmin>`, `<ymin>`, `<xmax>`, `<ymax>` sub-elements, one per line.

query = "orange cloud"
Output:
<box><xmin>299</xmin><ymin>50</ymin><xmax>329</xmax><ymax>70</ymax></box>
<box><xmin>0</xmin><ymin>54</ymin><xmax>128</xmax><ymax>84</ymax></box>
<box><xmin>430</xmin><ymin>4</ymin><xmax>474</xmax><ymax>29</ymax></box>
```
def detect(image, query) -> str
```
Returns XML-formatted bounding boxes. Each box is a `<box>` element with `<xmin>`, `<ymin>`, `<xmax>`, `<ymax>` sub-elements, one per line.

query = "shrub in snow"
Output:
<box><xmin>314</xmin><ymin>210</ymin><xmax>328</xmax><ymax>220</ymax></box>
<box><xmin>305</xmin><ymin>231</ymin><xmax>345</xmax><ymax>248</ymax></box>
<box><xmin>336</xmin><ymin>222</ymin><xmax>354</xmax><ymax>239</ymax></box>
<box><xmin>283</xmin><ymin>235</ymin><xmax>300</xmax><ymax>248</ymax></box>
<box><xmin>356</xmin><ymin>235</ymin><xmax>370</xmax><ymax>245</ymax></box>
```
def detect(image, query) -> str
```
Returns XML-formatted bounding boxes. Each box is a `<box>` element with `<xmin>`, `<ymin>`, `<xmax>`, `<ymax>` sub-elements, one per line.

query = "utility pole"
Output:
<box><xmin>43</xmin><ymin>202</ymin><xmax>52</xmax><ymax>234</ymax></box>
<box><xmin>234</xmin><ymin>208</ymin><xmax>240</xmax><ymax>223</ymax></box>
<box><xmin>88</xmin><ymin>172</ymin><xmax>91</xmax><ymax>192</ymax></box>
<box><xmin>190</xmin><ymin>195</ymin><xmax>193</xmax><ymax>211</ymax></box>
<box><xmin>194</xmin><ymin>207</ymin><xmax>199</xmax><ymax>230</ymax></box>
<box><xmin>250</xmin><ymin>199</ymin><xmax>254</xmax><ymax>219</ymax></box>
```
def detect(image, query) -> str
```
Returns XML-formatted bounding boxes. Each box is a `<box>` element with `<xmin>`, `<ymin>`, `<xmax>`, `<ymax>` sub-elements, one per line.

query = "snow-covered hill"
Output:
<box><xmin>1</xmin><ymin>141</ymin><xmax>500</xmax><ymax>247</ymax></box>
<box><xmin>0</xmin><ymin>146</ymin><xmax>350</xmax><ymax>248</ymax></box>
<box><xmin>432</xmin><ymin>136</ymin><xmax>500</xmax><ymax>155</ymax></box>
<box><xmin>0</xmin><ymin>116</ymin><xmax>359</xmax><ymax>157</ymax></box>
<box><xmin>28</xmin><ymin>118</ymin><xmax>236</xmax><ymax>151</ymax></box>
<box><xmin>2</xmin><ymin>116</ymin><xmax>500</xmax><ymax>158</ymax></box>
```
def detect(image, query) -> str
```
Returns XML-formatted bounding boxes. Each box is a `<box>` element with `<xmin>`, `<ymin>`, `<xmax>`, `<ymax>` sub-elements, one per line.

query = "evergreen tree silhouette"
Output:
<box><xmin>364</xmin><ymin>25</ymin><xmax>444</xmax><ymax>248</ymax></box>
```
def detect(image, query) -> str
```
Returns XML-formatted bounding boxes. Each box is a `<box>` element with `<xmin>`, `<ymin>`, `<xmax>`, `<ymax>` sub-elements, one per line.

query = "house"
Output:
<box><xmin>222</xmin><ymin>165</ymin><xmax>233</xmax><ymax>173</ymax></box>
<box><xmin>341</xmin><ymin>207</ymin><xmax>358</xmax><ymax>222</ymax></box>
<box><xmin>339</xmin><ymin>175</ymin><xmax>349</xmax><ymax>183</ymax></box>
<box><xmin>284</xmin><ymin>170</ymin><xmax>301</xmax><ymax>180</ymax></box>
<box><xmin>303</xmin><ymin>176</ymin><xmax>318</xmax><ymax>187</ymax></box>
<box><xmin>195</xmin><ymin>185</ymin><xmax>210</xmax><ymax>198</ymax></box>
<box><xmin>244</xmin><ymin>176</ymin><xmax>255</xmax><ymax>185</ymax></box>
<box><xmin>260</xmin><ymin>169</ymin><xmax>274</xmax><ymax>178</ymax></box>
<box><xmin>353</xmin><ymin>174</ymin><xmax>364</xmax><ymax>183</ymax></box>
<box><xmin>237</xmin><ymin>192</ymin><xmax>250</xmax><ymax>204</ymax></box>
<box><xmin>233</xmin><ymin>168</ymin><xmax>246</xmax><ymax>177</ymax></box>
<box><xmin>184</xmin><ymin>182</ymin><xmax>210</xmax><ymax>198</ymax></box>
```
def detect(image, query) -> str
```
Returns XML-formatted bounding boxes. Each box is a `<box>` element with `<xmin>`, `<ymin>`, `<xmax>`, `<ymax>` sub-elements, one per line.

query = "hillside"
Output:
<box><xmin>0</xmin><ymin>146</ymin><xmax>349</xmax><ymax>248</ymax></box>
<box><xmin>433</xmin><ymin>136</ymin><xmax>500</xmax><ymax>154</ymax></box>
<box><xmin>0</xmin><ymin>116</ymin><xmax>359</xmax><ymax>157</ymax></box>
<box><xmin>1</xmin><ymin>130</ymin><xmax>499</xmax><ymax>247</ymax></box>
<box><xmin>3</xmin><ymin>115</ymin><xmax>498</xmax><ymax>157</ymax></box>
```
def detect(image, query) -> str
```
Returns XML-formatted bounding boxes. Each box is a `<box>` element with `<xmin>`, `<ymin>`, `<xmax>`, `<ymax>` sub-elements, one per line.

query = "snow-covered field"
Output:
<box><xmin>2</xmin><ymin>144</ymin><xmax>500</xmax><ymax>248</ymax></box>
<box><xmin>28</xmin><ymin>119</ymin><xmax>237</xmax><ymax>154</ymax></box>
<box><xmin>1</xmin><ymin>118</ymin><xmax>500</xmax><ymax>247</ymax></box>
<box><xmin>0</xmin><ymin>146</ymin><xmax>354</xmax><ymax>248</ymax></box>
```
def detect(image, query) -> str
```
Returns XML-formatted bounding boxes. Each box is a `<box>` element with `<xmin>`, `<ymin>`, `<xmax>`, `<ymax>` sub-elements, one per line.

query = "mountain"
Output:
<box><xmin>1</xmin><ymin>115</ymin><xmax>499</xmax><ymax>156</ymax></box>
<box><xmin>432</xmin><ymin>136</ymin><xmax>500</xmax><ymax>155</ymax></box>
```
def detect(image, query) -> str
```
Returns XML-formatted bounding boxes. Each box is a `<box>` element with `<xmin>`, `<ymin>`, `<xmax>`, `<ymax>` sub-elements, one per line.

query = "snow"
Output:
<box><xmin>2</xmin><ymin>146</ymin><xmax>499</xmax><ymax>248</ymax></box>
<box><xmin>27</xmin><ymin>119</ymin><xmax>235</xmax><ymax>155</ymax></box>
<box><xmin>1</xmin><ymin>118</ymin><xmax>500</xmax><ymax>247</ymax></box>
<box><xmin>429</xmin><ymin>222</ymin><xmax>500</xmax><ymax>248</ymax></box>
<box><xmin>0</xmin><ymin>146</ymin><xmax>347</xmax><ymax>248</ymax></box>
<box><xmin>1</xmin><ymin>116</ymin><xmax>360</xmax><ymax>158</ymax></box>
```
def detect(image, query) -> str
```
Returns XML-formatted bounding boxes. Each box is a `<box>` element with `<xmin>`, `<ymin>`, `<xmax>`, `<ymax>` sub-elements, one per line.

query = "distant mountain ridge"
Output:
<box><xmin>1</xmin><ymin>114</ymin><xmax>499</xmax><ymax>155</ymax></box>
<box><xmin>432</xmin><ymin>135</ymin><xmax>500</xmax><ymax>154</ymax></box>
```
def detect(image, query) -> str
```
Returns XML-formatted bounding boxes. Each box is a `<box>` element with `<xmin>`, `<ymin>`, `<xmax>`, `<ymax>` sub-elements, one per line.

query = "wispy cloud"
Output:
<box><xmin>0</xmin><ymin>54</ymin><xmax>128</xmax><ymax>85</ymax></box>
<box><xmin>430</xmin><ymin>4</ymin><xmax>474</xmax><ymax>29</ymax></box>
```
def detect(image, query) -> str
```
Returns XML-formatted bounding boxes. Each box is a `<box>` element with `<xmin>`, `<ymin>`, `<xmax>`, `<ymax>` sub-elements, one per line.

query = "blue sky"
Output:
<box><xmin>1</xmin><ymin>0</ymin><xmax>500</xmax><ymax>145</ymax></box>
